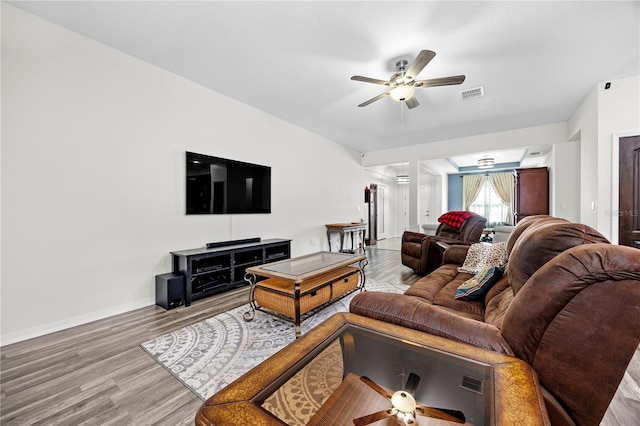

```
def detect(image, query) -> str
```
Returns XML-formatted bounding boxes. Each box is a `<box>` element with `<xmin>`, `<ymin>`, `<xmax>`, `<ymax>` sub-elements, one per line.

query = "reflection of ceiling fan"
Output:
<box><xmin>353</xmin><ymin>373</ymin><xmax>466</xmax><ymax>425</ymax></box>
<box><xmin>351</xmin><ymin>50</ymin><xmax>465</xmax><ymax>109</ymax></box>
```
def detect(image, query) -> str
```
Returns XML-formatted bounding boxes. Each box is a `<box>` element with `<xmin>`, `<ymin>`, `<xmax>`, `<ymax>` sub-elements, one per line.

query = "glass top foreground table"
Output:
<box><xmin>196</xmin><ymin>313</ymin><xmax>549</xmax><ymax>426</ymax></box>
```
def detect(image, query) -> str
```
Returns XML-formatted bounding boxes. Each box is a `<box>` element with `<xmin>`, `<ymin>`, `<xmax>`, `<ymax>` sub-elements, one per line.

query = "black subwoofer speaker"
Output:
<box><xmin>155</xmin><ymin>273</ymin><xmax>185</xmax><ymax>310</ymax></box>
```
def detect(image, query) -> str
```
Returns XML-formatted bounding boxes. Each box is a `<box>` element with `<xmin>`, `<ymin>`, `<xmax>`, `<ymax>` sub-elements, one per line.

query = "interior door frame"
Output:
<box><xmin>611</xmin><ymin>132</ymin><xmax>639</xmax><ymax>244</ymax></box>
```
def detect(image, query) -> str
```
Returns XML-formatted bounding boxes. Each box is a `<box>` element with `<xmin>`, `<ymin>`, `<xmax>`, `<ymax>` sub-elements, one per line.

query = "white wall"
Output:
<box><xmin>361</xmin><ymin>122</ymin><xmax>569</xmax><ymax>167</ymax></box>
<box><xmin>551</xmin><ymin>141</ymin><xmax>581</xmax><ymax>222</ymax></box>
<box><xmin>1</xmin><ymin>5</ymin><xmax>369</xmax><ymax>344</ymax></box>
<box><xmin>598</xmin><ymin>77</ymin><xmax>640</xmax><ymax>241</ymax></box>
<box><xmin>568</xmin><ymin>87</ymin><xmax>599</xmax><ymax>228</ymax></box>
<box><xmin>568</xmin><ymin>75</ymin><xmax>640</xmax><ymax>240</ymax></box>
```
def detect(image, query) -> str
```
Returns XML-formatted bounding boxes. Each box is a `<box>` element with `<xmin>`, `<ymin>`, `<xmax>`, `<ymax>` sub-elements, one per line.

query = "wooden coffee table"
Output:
<box><xmin>243</xmin><ymin>251</ymin><xmax>367</xmax><ymax>337</ymax></box>
<box><xmin>195</xmin><ymin>313</ymin><xmax>550</xmax><ymax>425</ymax></box>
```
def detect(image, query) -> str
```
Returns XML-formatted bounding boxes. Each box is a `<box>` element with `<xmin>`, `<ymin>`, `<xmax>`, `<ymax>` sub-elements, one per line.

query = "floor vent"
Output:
<box><xmin>460</xmin><ymin>375</ymin><xmax>484</xmax><ymax>394</ymax></box>
<box><xmin>460</xmin><ymin>86</ymin><xmax>484</xmax><ymax>100</ymax></box>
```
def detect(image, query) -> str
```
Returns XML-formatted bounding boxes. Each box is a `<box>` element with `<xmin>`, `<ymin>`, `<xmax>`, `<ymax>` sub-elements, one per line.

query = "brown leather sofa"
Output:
<box><xmin>401</xmin><ymin>212</ymin><xmax>487</xmax><ymax>275</ymax></box>
<box><xmin>351</xmin><ymin>215</ymin><xmax>640</xmax><ymax>426</ymax></box>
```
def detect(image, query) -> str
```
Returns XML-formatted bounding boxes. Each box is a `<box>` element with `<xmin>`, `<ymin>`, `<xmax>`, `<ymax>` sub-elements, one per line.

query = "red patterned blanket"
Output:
<box><xmin>438</xmin><ymin>211</ymin><xmax>476</xmax><ymax>228</ymax></box>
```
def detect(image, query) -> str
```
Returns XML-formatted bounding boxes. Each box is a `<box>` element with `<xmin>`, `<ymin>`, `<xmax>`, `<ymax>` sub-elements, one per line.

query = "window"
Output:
<box><xmin>468</xmin><ymin>176</ymin><xmax>511</xmax><ymax>227</ymax></box>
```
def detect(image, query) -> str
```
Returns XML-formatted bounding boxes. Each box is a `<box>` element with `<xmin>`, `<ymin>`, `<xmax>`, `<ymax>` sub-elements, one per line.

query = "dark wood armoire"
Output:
<box><xmin>514</xmin><ymin>167</ymin><xmax>549</xmax><ymax>224</ymax></box>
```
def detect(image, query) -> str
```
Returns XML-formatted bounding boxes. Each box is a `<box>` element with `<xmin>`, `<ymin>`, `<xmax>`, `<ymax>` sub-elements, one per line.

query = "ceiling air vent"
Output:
<box><xmin>460</xmin><ymin>86</ymin><xmax>484</xmax><ymax>100</ymax></box>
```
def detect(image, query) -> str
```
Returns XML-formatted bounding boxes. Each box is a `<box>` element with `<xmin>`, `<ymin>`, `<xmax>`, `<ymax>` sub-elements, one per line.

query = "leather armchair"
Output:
<box><xmin>401</xmin><ymin>212</ymin><xmax>487</xmax><ymax>275</ymax></box>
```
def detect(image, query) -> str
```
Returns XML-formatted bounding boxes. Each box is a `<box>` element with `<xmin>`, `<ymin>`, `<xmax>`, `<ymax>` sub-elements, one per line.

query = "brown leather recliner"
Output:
<box><xmin>401</xmin><ymin>212</ymin><xmax>487</xmax><ymax>275</ymax></box>
<box><xmin>351</xmin><ymin>216</ymin><xmax>640</xmax><ymax>426</ymax></box>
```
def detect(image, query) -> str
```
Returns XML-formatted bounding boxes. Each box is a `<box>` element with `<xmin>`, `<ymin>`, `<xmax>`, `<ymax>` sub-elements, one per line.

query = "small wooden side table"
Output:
<box><xmin>325</xmin><ymin>222</ymin><xmax>367</xmax><ymax>253</ymax></box>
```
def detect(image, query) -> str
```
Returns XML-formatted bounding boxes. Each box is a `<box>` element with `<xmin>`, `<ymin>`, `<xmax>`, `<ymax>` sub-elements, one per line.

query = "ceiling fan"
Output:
<box><xmin>351</xmin><ymin>50</ymin><xmax>465</xmax><ymax>109</ymax></box>
<box><xmin>353</xmin><ymin>373</ymin><xmax>466</xmax><ymax>426</ymax></box>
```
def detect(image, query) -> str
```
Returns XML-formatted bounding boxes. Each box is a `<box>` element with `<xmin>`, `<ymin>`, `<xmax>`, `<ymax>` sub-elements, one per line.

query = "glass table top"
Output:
<box><xmin>195</xmin><ymin>314</ymin><xmax>549</xmax><ymax>426</ymax></box>
<box><xmin>258</xmin><ymin>251</ymin><xmax>363</xmax><ymax>278</ymax></box>
<box><xmin>262</xmin><ymin>324</ymin><xmax>492</xmax><ymax>425</ymax></box>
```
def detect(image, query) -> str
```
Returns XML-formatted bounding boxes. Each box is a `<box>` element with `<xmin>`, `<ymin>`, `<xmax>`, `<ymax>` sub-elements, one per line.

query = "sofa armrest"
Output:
<box><xmin>429</xmin><ymin>235</ymin><xmax>474</xmax><ymax>244</ymax></box>
<box><xmin>402</xmin><ymin>231</ymin><xmax>429</xmax><ymax>244</ymax></box>
<box><xmin>349</xmin><ymin>292</ymin><xmax>514</xmax><ymax>355</ymax></box>
<box><xmin>435</xmin><ymin>241</ymin><xmax>451</xmax><ymax>252</ymax></box>
<box><xmin>442</xmin><ymin>244</ymin><xmax>470</xmax><ymax>265</ymax></box>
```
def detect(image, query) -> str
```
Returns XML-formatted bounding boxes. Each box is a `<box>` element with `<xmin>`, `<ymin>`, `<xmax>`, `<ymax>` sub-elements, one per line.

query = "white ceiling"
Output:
<box><xmin>9</xmin><ymin>1</ymin><xmax>640</xmax><ymax>170</ymax></box>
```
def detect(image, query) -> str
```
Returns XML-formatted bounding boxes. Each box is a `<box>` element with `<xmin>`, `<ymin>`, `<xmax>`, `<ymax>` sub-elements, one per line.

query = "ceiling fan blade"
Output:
<box><xmin>404</xmin><ymin>50</ymin><xmax>436</xmax><ymax>80</ymax></box>
<box><xmin>359</xmin><ymin>376</ymin><xmax>393</xmax><ymax>399</ymax></box>
<box><xmin>352</xmin><ymin>409</ymin><xmax>395</xmax><ymax>426</ymax></box>
<box><xmin>351</xmin><ymin>75</ymin><xmax>392</xmax><ymax>86</ymax></box>
<box><xmin>404</xmin><ymin>372</ymin><xmax>421</xmax><ymax>394</ymax></box>
<box><xmin>416</xmin><ymin>404</ymin><xmax>466</xmax><ymax>423</ymax></box>
<box><xmin>414</xmin><ymin>75</ymin><xmax>466</xmax><ymax>88</ymax></box>
<box><xmin>357</xmin><ymin>90</ymin><xmax>392</xmax><ymax>108</ymax></box>
<box><xmin>405</xmin><ymin>96</ymin><xmax>420</xmax><ymax>109</ymax></box>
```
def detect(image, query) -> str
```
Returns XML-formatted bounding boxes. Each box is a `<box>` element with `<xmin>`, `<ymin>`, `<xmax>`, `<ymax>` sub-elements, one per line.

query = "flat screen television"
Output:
<box><xmin>186</xmin><ymin>151</ymin><xmax>271</xmax><ymax>214</ymax></box>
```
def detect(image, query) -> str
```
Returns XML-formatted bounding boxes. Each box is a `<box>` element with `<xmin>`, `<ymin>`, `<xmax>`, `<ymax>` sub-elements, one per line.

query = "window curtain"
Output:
<box><xmin>489</xmin><ymin>172</ymin><xmax>514</xmax><ymax>224</ymax></box>
<box><xmin>462</xmin><ymin>174</ymin><xmax>484</xmax><ymax>210</ymax></box>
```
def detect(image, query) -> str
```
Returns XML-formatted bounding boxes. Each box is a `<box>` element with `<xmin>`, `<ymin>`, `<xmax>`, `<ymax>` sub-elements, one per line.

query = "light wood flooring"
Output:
<box><xmin>0</xmin><ymin>244</ymin><xmax>417</xmax><ymax>426</ymax></box>
<box><xmin>1</xmin><ymin>240</ymin><xmax>637</xmax><ymax>425</ymax></box>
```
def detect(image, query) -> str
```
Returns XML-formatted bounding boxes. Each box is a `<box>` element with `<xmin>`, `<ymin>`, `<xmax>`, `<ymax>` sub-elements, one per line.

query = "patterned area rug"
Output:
<box><xmin>140</xmin><ymin>280</ymin><xmax>405</xmax><ymax>402</ymax></box>
<box><xmin>262</xmin><ymin>338</ymin><xmax>345</xmax><ymax>425</ymax></box>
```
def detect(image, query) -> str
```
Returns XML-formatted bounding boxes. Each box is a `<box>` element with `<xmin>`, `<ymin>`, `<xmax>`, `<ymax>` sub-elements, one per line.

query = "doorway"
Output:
<box><xmin>619</xmin><ymin>135</ymin><xmax>640</xmax><ymax>248</ymax></box>
<box><xmin>377</xmin><ymin>184</ymin><xmax>388</xmax><ymax>239</ymax></box>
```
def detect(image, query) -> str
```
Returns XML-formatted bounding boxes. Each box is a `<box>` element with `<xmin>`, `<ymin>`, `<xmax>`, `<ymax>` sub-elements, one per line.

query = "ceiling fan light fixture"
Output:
<box><xmin>477</xmin><ymin>157</ymin><xmax>495</xmax><ymax>169</ymax></box>
<box><xmin>390</xmin><ymin>85</ymin><xmax>415</xmax><ymax>102</ymax></box>
<box><xmin>352</xmin><ymin>50</ymin><xmax>464</xmax><ymax>109</ymax></box>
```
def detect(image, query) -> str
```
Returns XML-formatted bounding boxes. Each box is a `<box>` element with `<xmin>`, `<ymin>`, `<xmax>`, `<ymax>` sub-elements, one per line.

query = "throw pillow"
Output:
<box><xmin>458</xmin><ymin>241</ymin><xmax>508</xmax><ymax>274</ymax></box>
<box><xmin>455</xmin><ymin>266</ymin><xmax>505</xmax><ymax>300</ymax></box>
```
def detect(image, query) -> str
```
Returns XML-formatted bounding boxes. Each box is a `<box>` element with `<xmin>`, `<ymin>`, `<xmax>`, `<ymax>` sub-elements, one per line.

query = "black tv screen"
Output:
<box><xmin>186</xmin><ymin>151</ymin><xmax>271</xmax><ymax>214</ymax></box>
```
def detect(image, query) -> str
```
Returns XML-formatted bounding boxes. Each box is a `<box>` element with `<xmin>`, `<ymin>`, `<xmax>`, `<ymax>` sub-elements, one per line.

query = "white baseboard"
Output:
<box><xmin>0</xmin><ymin>297</ymin><xmax>155</xmax><ymax>347</ymax></box>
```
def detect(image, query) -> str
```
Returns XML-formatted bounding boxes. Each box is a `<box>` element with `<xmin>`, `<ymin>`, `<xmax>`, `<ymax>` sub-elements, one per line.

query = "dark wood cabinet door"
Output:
<box><xmin>514</xmin><ymin>167</ymin><xmax>549</xmax><ymax>223</ymax></box>
<box><xmin>619</xmin><ymin>136</ymin><xmax>640</xmax><ymax>248</ymax></box>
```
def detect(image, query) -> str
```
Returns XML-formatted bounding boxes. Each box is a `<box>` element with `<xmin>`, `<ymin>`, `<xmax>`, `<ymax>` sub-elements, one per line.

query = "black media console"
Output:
<box><xmin>170</xmin><ymin>238</ymin><xmax>291</xmax><ymax>307</ymax></box>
